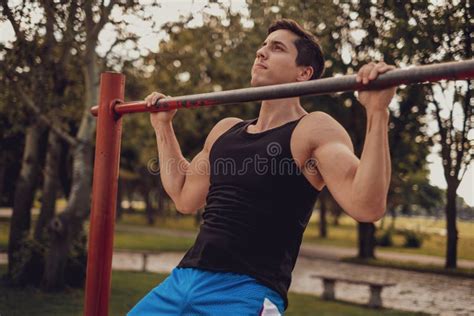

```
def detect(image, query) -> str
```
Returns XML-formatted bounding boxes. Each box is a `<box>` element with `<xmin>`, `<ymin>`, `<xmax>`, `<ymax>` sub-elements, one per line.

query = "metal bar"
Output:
<box><xmin>84</xmin><ymin>72</ymin><xmax>124</xmax><ymax>316</ymax></box>
<box><xmin>91</xmin><ymin>59</ymin><xmax>474</xmax><ymax>116</ymax></box>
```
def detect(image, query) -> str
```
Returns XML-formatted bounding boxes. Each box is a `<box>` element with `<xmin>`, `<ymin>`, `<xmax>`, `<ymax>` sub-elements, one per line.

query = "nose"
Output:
<box><xmin>256</xmin><ymin>45</ymin><xmax>268</xmax><ymax>61</ymax></box>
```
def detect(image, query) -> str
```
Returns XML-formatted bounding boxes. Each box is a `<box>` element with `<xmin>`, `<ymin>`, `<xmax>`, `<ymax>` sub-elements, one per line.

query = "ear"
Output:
<box><xmin>296</xmin><ymin>65</ymin><xmax>314</xmax><ymax>82</ymax></box>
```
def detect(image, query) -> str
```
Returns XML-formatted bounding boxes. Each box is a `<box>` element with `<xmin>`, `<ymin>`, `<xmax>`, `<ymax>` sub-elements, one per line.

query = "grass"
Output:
<box><xmin>0</xmin><ymin>265</ymin><xmax>426</xmax><ymax>315</ymax></box>
<box><xmin>118</xmin><ymin>212</ymin><xmax>200</xmax><ymax>232</ymax></box>
<box><xmin>303</xmin><ymin>214</ymin><xmax>474</xmax><ymax>261</ymax></box>
<box><xmin>0</xmin><ymin>218</ymin><xmax>8</xmax><ymax>251</ymax></box>
<box><xmin>113</xmin><ymin>230</ymin><xmax>194</xmax><ymax>252</ymax></box>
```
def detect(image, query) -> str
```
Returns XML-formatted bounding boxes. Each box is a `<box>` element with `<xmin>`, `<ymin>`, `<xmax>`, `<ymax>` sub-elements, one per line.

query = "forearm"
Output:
<box><xmin>351</xmin><ymin>109</ymin><xmax>391</xmax><ymax>215</ymax></box>
<box><xmin>153</xmin><ymin>122</ymin><xmax>190</xmax><ymax>203</ymax></box>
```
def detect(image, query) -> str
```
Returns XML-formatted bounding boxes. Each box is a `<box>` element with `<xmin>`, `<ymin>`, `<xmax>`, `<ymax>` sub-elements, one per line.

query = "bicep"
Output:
<box><xmin>178</xmin><ymin>117</ymin><xmax>242</xmax><ymax>212</ymax></box>
<box><xmin>179</xmin><ymin>149</ymin><xmax>211</xmax><ymax>212</ymax></box>
<box><xmin>312</xmin><ymin>141</ymin><xmax>359</xmax><ymax>214</ymax></box>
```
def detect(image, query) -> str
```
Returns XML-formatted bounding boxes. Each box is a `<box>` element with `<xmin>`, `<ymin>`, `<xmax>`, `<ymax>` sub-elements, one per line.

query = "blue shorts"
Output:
<box><xmin>128</xmin><ymin>267</ymin><xmax>285</xmax><ymax>315</ymax></box>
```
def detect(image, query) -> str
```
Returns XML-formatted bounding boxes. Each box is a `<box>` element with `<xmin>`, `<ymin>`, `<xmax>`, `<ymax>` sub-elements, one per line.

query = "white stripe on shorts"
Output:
<box><xmin>260</xmin><ymin>297</ymin><xmax>281</xmax><ymax>316</ymax></box>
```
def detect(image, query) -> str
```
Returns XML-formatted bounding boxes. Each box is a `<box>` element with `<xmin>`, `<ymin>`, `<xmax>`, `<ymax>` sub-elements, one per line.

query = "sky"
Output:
<box><xmin>1</xmin><ymin>0</ymin><xmax>472</xmax><ymax>206</ymax></box>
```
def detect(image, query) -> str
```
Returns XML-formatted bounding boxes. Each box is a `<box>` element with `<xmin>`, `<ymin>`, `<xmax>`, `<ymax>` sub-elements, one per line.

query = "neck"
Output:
<box><xmin>252</xmin><ymin>97</ymin><xmax>307</xmax><ymax>132</ymax></box>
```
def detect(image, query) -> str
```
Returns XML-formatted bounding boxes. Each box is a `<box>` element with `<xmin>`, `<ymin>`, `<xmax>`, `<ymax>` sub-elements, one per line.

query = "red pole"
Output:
<box><xmin>84</xmin><ymin>72</ymin><xmax>125</xmax><ymax>316</ymax></box>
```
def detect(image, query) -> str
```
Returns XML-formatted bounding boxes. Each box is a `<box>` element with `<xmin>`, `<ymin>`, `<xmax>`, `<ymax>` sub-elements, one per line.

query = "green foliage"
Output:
<box><xmin>376</xmin><ymin>229</ymin><xmax>394</xmax><ymax>247</ymax></box>
<box><xmin>402</xmin><ymin>230</ymin><xmax>425</xmax><ymax>248</ymax></box>
<box><xmin>6</xmin><ymin>228</ymin><xmax>87</xmax><ymax>287</ymax></box>
<box><xmin>7</xmin><ymin>233</ymin><xmax>45</xmax><ymax>286</ymax></box>
<box><xmin>376</xmin><ymin>228</ymin><xmax>424</xmax><ymax>249</ymax></box>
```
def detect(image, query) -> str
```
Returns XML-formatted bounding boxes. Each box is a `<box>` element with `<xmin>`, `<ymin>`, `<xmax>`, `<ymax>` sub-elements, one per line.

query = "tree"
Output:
<box><xmin>1</xmin><ymin>0</ymin><xmax>157</xmax><ymax>288</ymax></box>
<box><xmin>426</xmin><ymin>1</ymin><xmax>473</xmax><ymax>268</ymax></box>
<box><xmin>351</xmin><ymin>0</ymin><xmax>473</xmax><ymax>268</ymax></box>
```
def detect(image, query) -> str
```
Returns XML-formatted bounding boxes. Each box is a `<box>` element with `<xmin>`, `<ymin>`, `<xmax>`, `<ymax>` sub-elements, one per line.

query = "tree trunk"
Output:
<box><xmin>126</xmin><ymin>181</ymin><xmax>135</xmax><ymax>213</ymax></box>
<box><xmin>43</xmin><ymin>132</ymin><xmax>94</xmax><ymax>290</ymax></box>
<box><xmin>42</xmin><ymin>211</ymin><xmax>86</xmax><ymax>290</ymax></box>
<box><xmin>379</xmin><ymin>214</ymin><xmax>385</xmax><ymax>230</ymax></box>
<box><xmin>333</xmin><ymin>209</ymin><xmax>340</xmax><ymax>226</ymax></box>
<box><xmin>144</xmin><ymin>188</ymin><xmax>155</xmax><ymax>225</ymax></box>
<box><xmin>116</xmin><ymin>178</ymin><xmax>124</xmax><ymax>221</ymax></box>
<box><xmin>194</xmin><ymin>209</ymin><xmax>202</xmax><ymax>226</ymax></box>
<box><xmin>34</xmin><ymin>132</ymin><xmax>61</xmax><ymax>242</ymax></box>
<box><xmin>58</xmin><ymin>141</ymin><xmax>72</xmax><ymax>198</ymax></box>
<box><xmin>157</xmin><ymin>178</ymin><xmax>165</xmax><ymax>217</ymax></box>
<box><xmin>389</xmin><ymin>207</ymin><xmax>397</xmax><ymax>228</ymax></box>
<box><xmin>0</xmin><ymin>152</ymin><xmax>6</xmax><ymax>204</ymax></box>
<box><xmin>357</xmin><ymin>222</ymin><xmax>376</xmax><ymax>259</ymax></box>
<box><xmin>42</xmin><ymin>53</ymin><xmax>98</xmax><ymax>290</ymax></box>
<box><xmin>7</xmin><ymin>123</ymin><xmax>44</xmax><ymax>280</ymax></box>
<box><xmin>445</xmin><ymin>183</ymin><xmax>458</xmax><ymax>268</ymax></box>
<box><xmin>319</xmin><ymin>195</ymin><xmax>327</xmax><ymax>238</ymax></box>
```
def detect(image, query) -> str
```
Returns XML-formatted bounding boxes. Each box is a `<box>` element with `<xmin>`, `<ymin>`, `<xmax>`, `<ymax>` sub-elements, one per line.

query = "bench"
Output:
<box><xmin>310</xmin><ymin>274</ymin><xmax>396</xmax><ymax>308</ymax></box>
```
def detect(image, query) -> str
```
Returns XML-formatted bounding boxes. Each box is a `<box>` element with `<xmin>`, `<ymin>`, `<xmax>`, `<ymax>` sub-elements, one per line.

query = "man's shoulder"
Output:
<box><xmin>299</xmin><ymin>111</ymin><xmax>345</xmax><ymax>134</ymax></box>
<box><xmin>298</xmin><ymin>111</ymin><xmax>352</xmax><ymax>149</ymax></box>
<box><xmin>204</xmin><ymin>117</ymin><xmax>244</xmax><ymax>150</ymax></box>
<box><xmin>215</xmin><ymin>117</ymin><xmax>244</xmax><ymax>128</ymax></box>
<box><xmin>211</xmin><ymin>117</ymin><xmax>244</xmax><ymax>136</ymax></box>
<box><xmin>303</xmin><ymin>111</ymin><xmax>339</xmax><ymax>125</ymax></box>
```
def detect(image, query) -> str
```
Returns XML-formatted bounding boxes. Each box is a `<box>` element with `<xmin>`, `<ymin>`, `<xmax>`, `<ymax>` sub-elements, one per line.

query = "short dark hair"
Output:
<box><xmin>268</xmin><ymin>19</ymin><xmax>325</xmax><ymax>80</ymax></box>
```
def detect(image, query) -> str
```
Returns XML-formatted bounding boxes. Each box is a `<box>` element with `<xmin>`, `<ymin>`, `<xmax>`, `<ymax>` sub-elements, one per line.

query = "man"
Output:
<box><xmin>129</xmin><ymin>19</ymin><xmax>395</xmax><ymax>315</ymax></box>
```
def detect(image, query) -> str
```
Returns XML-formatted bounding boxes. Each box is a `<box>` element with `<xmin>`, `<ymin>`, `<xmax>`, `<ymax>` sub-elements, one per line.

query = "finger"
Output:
<box><xmin>356</xmin><ymin>64</ymin><xmax>368</xmax><ymax>82</ymax></box>
<box><xmin>368</xmin><ymin>64</ymin><xmax>384</xmax><ymax>80</ymax></box>
<box><xmin>151</xmin><ymin>93</ymin><xmax>166</xmax><ymax>106</ymax></box>
<box><xmin>377</xmin><ymin>65</ymin><xmax>396</xmax><ymax>74</ymax></box>
<box><xmin>361</xmin><ymin>63</ymin><xmax>375</xmax><ymax>84</ymax></box>
<box><xmin>369</xmin><ymin>64</ymin><xmax>396</xmax><ymax>80</ymax></box>
<box><xmin>145</xmin><ymin>92</ymin><xmax>158</xmax><ymax>107</ymax></box>
<box><xmin>356</xmin><ymin>69</ymin><xmax>362</xmax><ymax>82</ymax></box>
<box><xmin>368</xmin><ymin>63</ymin><xmax>390</xmax><ymax>80</ymax></box>
<box><xmin>356</xmin><ymin>64</ymin><xmax>370</xmax><ymax>83</ymax></box>
<box><xmin>145</xmin><ymin>95</ymin><xmax>151</xmax><ymax>107</ymax></box>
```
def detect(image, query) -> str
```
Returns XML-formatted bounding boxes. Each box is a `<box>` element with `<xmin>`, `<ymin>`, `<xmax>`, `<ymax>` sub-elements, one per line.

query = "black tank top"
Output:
<box><xmin>177</xmin><ymin>116</ymin><xmax>321</xmax><ymax>310</ymax></box>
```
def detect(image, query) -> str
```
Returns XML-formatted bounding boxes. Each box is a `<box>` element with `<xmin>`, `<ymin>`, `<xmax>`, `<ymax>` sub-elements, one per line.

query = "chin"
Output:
<box><xmin>250</xmin><ymin>77</ymin><xmax>271</xmax><ymax>87</ymax></box>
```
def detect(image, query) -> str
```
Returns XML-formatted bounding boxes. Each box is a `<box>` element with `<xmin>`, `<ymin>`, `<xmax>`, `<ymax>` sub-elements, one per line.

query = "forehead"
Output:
<box><xmin>264</xmin><ymin>29</ymin><xmax>299</xmax><ymax>48</ymax></box>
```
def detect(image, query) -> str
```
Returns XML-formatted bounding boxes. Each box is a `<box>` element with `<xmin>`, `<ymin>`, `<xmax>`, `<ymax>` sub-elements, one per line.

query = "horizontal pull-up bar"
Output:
<box><xmin>91</xmin><ymin>59</ymin><xmax>474</xmax><ymax>116</ymax></box>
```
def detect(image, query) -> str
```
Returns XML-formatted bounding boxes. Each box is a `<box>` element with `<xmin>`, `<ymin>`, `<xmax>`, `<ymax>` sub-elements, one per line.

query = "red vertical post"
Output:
<box><xmin>84</xmin><ymin>72</ymin><xmax>125</xmax><ymax>316</ymax></box>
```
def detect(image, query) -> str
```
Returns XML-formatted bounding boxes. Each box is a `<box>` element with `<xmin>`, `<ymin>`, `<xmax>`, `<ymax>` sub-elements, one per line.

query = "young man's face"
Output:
<box><xmin>251</xmin><ymin>29</ymin><xmax>310</xmax><ymax>87</ymax></box>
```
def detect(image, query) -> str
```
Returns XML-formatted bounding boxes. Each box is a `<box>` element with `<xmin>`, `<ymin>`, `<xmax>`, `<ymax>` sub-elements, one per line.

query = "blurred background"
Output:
<box><xmin>0</xmin><ymin>0</ymin><xmax>473</xmax><ymax>315</ymax></box>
